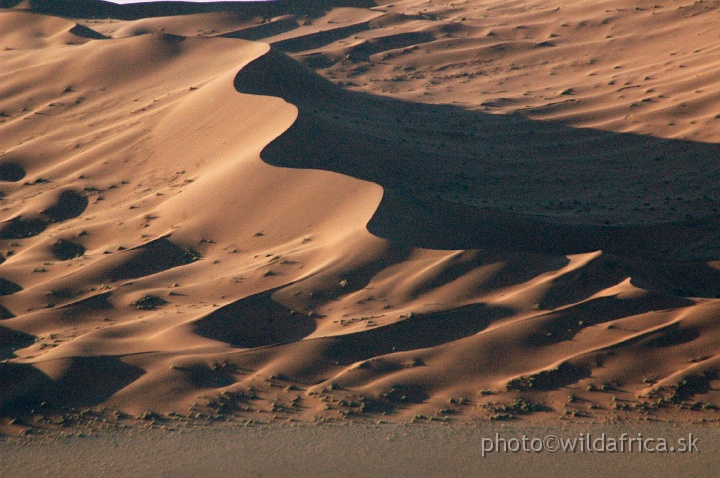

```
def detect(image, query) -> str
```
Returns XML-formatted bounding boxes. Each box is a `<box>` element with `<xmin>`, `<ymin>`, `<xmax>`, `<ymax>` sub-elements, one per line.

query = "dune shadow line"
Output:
<box><xmin>233</xmin><ymin>49</ymin><xmax>720</xmax><ymax>262</ymax></box>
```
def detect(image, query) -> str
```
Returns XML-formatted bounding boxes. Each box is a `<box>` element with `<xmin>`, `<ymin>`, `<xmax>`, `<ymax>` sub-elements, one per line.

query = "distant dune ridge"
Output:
<box><xmin>0</xmin><ymin>0</ymin><xmax>719</xmax><ymax>431</ymax></box>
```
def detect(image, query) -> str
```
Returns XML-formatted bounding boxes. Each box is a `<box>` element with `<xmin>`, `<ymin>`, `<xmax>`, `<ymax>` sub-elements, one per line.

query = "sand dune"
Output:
<box><xmin>0</xmin><ymin>0</ymin><xmax>719</xmax><ymax>433</ymax></box>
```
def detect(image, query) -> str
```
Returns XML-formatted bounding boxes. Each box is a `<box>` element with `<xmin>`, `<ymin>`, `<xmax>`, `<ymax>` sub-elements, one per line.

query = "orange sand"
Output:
<box><xmin>0</xmin><ymin>0</ymin><xmax>719</xmax><ymax>433</ymax></box>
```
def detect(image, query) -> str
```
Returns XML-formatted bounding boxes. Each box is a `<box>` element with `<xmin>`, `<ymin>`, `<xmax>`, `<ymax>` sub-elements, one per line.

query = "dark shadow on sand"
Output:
<box><xmin>233</xmin><ymin>49</ymin><xmax>720</xmax><ymax>266</ymax></box>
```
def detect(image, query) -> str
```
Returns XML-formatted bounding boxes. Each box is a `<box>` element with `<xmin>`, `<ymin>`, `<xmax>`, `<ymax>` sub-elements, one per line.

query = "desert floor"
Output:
<box><xmin>2</xmin><ymin>422</ymin><xmax>719</xmax><ymax>477</ymax></box>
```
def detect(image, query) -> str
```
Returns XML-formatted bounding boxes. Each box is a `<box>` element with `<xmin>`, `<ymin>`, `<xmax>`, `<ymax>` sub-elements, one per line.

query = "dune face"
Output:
<box><xmin>0</xmin><ymin>0</ymin><xmax>719</xmax><ymax>431</ymax></box>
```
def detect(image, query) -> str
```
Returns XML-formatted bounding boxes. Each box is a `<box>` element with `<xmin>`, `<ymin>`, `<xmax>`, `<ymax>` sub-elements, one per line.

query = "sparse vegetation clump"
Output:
<box><xmin>51</xmin><ymin>239</ymin><xmax>86</xmax><ymax>260</ymax></box>
<box><xmin>133</xmin><ymin>295</ymin><xmax>167</xmax><ymax>310</ymax></box>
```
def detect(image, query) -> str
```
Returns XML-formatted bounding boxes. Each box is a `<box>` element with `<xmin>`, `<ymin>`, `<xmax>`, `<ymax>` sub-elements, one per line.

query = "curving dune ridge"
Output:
<box><xmin>0</xmin><ymin>0</ymin><xmax>719</xmax><ymax>431</ymax></box>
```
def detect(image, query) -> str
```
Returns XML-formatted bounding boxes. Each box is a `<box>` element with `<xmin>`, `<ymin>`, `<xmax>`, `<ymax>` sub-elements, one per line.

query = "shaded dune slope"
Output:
<box><xmin>0</xmin><ymin>6</ymin><xmax>718</xmax><ymax>423</ymax></box>
<box><xmin>3</xmin><ymin>0</ymin><xmax>376</xmax><ymax>19</ymax></box>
